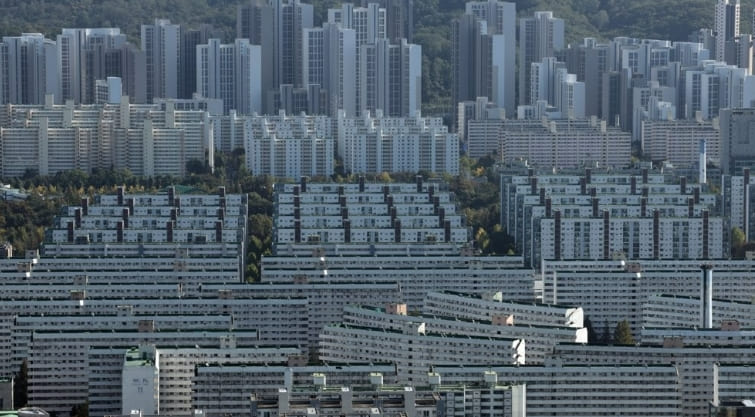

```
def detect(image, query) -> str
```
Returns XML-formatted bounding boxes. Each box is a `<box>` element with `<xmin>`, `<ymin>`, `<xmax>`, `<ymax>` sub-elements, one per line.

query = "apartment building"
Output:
<box><xmin>192</xmin><ymin>364</ymin><xmax>400</xmax><ymax>416</ymax></box>
<box><xmin>553</xmin><ymin>342</ymin><xmax>755</xmax><ymax>417</ymax></box>
<box><xmin>89</xmin><ymin>345</ymin><xmax>303</xmax><ymax>417</ymax></box>
<box><xmin>541</xmin><ymin>259</ymin><xmax>755</xmax><ymax>335</ymax></box>
<box><xmin>200</xmin><ymin>282</ymin><xmax>402</xmax><ymax>349</ymax></box>
<box><xmin>0</xmin><ymin>97</ymin><xmax>213</xmax><ymax>177</ymax></box>
<box><xmin>261</xmin><ymin>253</ymin><xmax>534</xmax><ymax>308</ymax></box>
<box><xmin>251</xmin><ymin>372</ymin><xmax>525</xmax><ymax>417</ymax></box>
<box><xmin>337</xmin><ymin>111</ymin><xmax>459</xmax><ymax>175</ymax></box>
<box><xmin>501</xmin><ymin>170</ymin><xmax>726</xmax><ymax>267</ymax></box>
<box><xmin>641</xmin><ymin>119</ymin><xmax>720</xmax><ymax>168</ymax></box>
<box><xmin>422</xmin><ymin>291</ymin><xmax>583</xmax><ymax>328</ymax></box>
<box><xmin>196</xmin><ymin>38</ymin><xmax>262</xmax><ymax>114</ymax></box>
<box><xmin>468</xmin><ymin>118</ymin><xmax>630</xmax><ymax>168</ymax></box>
<box><xmin>642</xmin><ymin>294</ymin><xmax>755</xmax><ymax>328</ymax></box>
<box><xmin>273</xmin><ymin>179</ymin><xmax>468</xmax><ymax>249</ymax></box>
<box><xmin>435</xmin><ymin>362</ymin><xmax>681</xmax><ymax>417</ymax></box>
<box><xmin>319</xmin><ymin>323</ymin><xmax>525</xmax><ymax>383</ymax></box>
<box><xmin>339</xmin><ymin>304</ymin><xmax>585</xmax><ymax>364</ymax></box>
<box><xmin>28</xmin><ymin>329</ymin><xmax>258</xmax><ymax>415</ymax></box>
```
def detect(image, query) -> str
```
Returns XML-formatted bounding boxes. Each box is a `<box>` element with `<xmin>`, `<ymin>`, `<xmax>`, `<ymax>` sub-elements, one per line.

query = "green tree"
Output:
<box><xmin>732</xmin><ymin>226</ymin><xmax>747</xmax><ymax>258</ymax></box>
<box><xmin>613</xmin><ymin>320</ymin><xmax>636</xmax><ymax>345</ymax></box>
<box><xmin>732</xmin><ymin>226</ymin><xmax>746</xmax><ymax>247</ymax></box>
<box><xmin>186</xmin><ymin>158</ymin><xmax>209</xmax><ymax>176</ymax></box>
<box><xmin>474</xmin><ymin>227</ymin><xmax>489</xmax><ymax>252</ymax></box>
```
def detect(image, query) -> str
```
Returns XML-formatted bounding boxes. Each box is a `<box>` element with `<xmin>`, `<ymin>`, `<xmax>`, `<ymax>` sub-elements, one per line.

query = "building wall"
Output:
<box><xmin>319</xmin><ymin>324</ymin><xmax>525</xmax><ymax>383</ymax></box>
<box><xmin>552</xmin><ymin>343</ymin><xmax>754</xmax><ymax>417</ymax></box>
<box><xmin>641</xmin><ymin>119</ymin><xmax>720</xmax><ymax>168</ymax></box>
<box><xmin>541</xmin><ymin>259</ymin><xmax>755</xmax><ymax>335</ymax></box>
<box><xmin>435</xmin><ymin>363</ymin><xmax>681</xmax><ymax>417</ymax></box>
<box><xmin>0</xmin><ymin>99</ymin><xmax>212</xmax><ymax>177</ymax></box>
<box><xmin>337</xmin><ymin>112</ymin><xmax>459</xmax><ymax>175</ymax></box>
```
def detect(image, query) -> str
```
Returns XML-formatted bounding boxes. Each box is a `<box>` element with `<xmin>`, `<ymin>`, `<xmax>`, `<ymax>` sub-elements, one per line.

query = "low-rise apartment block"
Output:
<box><xmin>192</xmin><ymin>364</ymin><xmax>400</xmax><ymax>416</ymax></box>
<box><xmin>251</xmin><ymin>372</ymin><xmax>525</xmax><ymax>417</ymax></box>
<box><xmin>642</xmin><ymin>294</ymin><xmax>755</xmax><ymax>328</ymax></box>
<box><xmin>340</xmin><ymin>304</ymin><xmax>585</xmax><ymax>364</ymax></box>
<box><xmin>541</xmin><ymin>259</ymin><xmax>755</xmax><ymax>334</ymax></box>
<box><xmin>553</xmin><ymin>343</ymin><xmax>755</xmax><ymax>417</ymax></box>
<box><xmin>468</xmin><ymin>117</ymin><xmax>631</xmax><ymax>168</ymax></box>
<box><xmin>434</xmin><ymin>362</ymin><xmax>682</xmax><ymax>417</ymax></box>
<box><xmin>319</xmin><ymin>323</ymin><xmax>525</xmax><ymax>383</ymax></box>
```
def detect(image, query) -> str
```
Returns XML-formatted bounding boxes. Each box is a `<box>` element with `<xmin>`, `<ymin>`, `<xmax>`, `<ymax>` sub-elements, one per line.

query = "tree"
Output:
<box><xmin>488</xmin><ymin>224</ymin><xmax>516</xmax><ymax>255</ymax></box>
<box><xmin>14</xmin><ymin>359</ymin><xmax>27</xmax><ymax>407</ymax></box>
<box><xmin>249</xmin><ymin>214</ymin><xmax>273</xmax><ymax>240</ymax></box>
<box><xmin>613</xmin><ymin>320</ymin><xmax>636</xmax><ymax>345</ymax></box>
<box><xmin>70</xmin><ymin>402</ymin><xmax>88</xmax><ymax>417</ymax></box>
<box><xmin>732</xmin><ymin>226</ymin><xmax>747</xmax><ymax>258</ymax></box>
<box><xmin>584</xmin><ymin>316</ymin><xmax>596</xmax><ymax>344</ymax></box>
<box><xmin>186</xmin><ymin>158</ymin><xmax>209</xmax><ymax>176</ymax></box>
<box><xmin>376</xmin><ymin>172</ymin><xmax>393</xmax><ymax>183</ymax></box>
<box><xmin>474</xmin><ymin>227</ymin><xmax>489</xmax><ymax>252</ymax></box>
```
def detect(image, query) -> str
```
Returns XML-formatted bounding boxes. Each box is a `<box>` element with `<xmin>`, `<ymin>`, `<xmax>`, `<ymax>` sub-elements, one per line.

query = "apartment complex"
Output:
<box><xmin>641</xmin><ymin>118</ymin><xmax>720</xmax><ymax>168</ymax></box>
<box><xmin>468</xmin><ymin>117</ymin><xmax>631</xmax><ymax>167</ymax></box>
<box><xmin>193</xmin><ymin>364</ymin><xmax>401</xmax><ymax>415</ymax></box>
<box><xmin>502</xmin><ymin>170</ymin><xmax>726</xmax><ymax>267</ymax></box>
<box><xmin>0</xmin><ymin>97</ymin><xmax>213</xmax><ymax>177</ymax></box>
<box><xmin>541</xmin><ymin>259</ymin><xmax>755</xmax><ymax>334</ymax></box>
<box><xmin>251</xmin><ymin>372</ymin><xmax>525</xmax><ymax>417</ymax></box>
<box><xmin>319</xmin><ymin>323</ymin><xmax>525</xmax><ymax>383</ymax></box>
<box><xmin>435</xmin><ymin>362</ymin><xmax>682</xmax><ymax>417</ymax></box>
<box><xmin>337</xmin><ymin>111</ymin><xmax>459</xmax><ymax>175</ymax></box>
<box><xmin>338</xmin><ymin>304</ymin><xmax>585</xmax><ymax>364</ymax></box>
<box><xmin>553</xmin><ymin>343</ymin><xmax>755</xmax><ymax>417</ymax></box>
<box><xmin>519</xmin><ymin>12</ymin><xmax>564</xmax><ymax>106</ymax></box>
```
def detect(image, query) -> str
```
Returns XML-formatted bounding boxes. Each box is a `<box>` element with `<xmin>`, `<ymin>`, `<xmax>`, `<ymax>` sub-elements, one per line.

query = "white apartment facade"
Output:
<box><xmin>0</xmin><ymin>33</ymin><xmax>58</xmax><ymax>105</ymax></box>
<box><xmin>553</xmin><ymin>343</ymin><xmax>755</xmax><ymax>417</ymax></box>
<box><xmin>242</xmin><ymin>114</ymin><xmax>335</xmax><ymax>178</ymax></box>
<box><xmin>337</xmin><ymin>112</ymin><xmax>459</xmax><ymax>175</ymax></box>
<box><xmin>200</xmin><ymin>282</ymin><xmax>402</xmax><ymax>349</ymax></box>
<box><xmin>340</xmin><ymin>304</ymin><xmax>585</xmax><ymax>364</ymax></box>
<box><xmin>422</xmin><ymin>291</ymin><xmax>583</xmax><ymax>328</ymax></box>
<box><xmin>89</xmin><ymin>345</ymin><xmax>303</xmax><ymax>417</ymax></box>
<box><xmin>501</xmin><ymin>170</ymin><xmax>726</xmax><ymax>267</ymax></box>
<box><xmin>251</xmin><ymin>375</ymin><xmax>525</xmax><ymax>417</ymax></box>
<box><xmin>435</xmin><ymin>362</ymin><xmax>681</xmax><ymax>417</ymax></box>
<box><xmin>141</xmin><ymin>19</ymin><xmax>180</xmax><ymax>101</ymax></box>
<box><xmin>28</xmin><ymin>329</ymin><xmax>259</xmax><ymax>415</ymax></box>
<box><xmin>319</xmin><ymin>323</ymin><xmax>525</xmax><ymax>383</ymax></box>
<box><xmin>303</xmin><ymin>23</ymin><xmax>357</xmax><ymax>117</ymax></box>
<box><xmin>0</xmin><ymin>97</ymin><xmax>213</xmax><ymax>177</ymax></box>
<box><xmin>541</xmin><ymin>259</ymin><xmax>755</xmax><ymax>335</ymax></box>
<box><xmin>642</xmin><ymin>294</ymin><xmax>755</xmax><ymax>328</ymax></box>
<box><xmin>272</xmin><ymin>180</ymin><xmax>468</xmax><ymax>249</ymax></box>
<box><xmin>641</xmin><ymin>119</ymin><xmax>720</xmax><ymax>168</ymax></box>
<box><xmin>196</xmin><ymin>38</ymin><xmax>261</xmax><ymax>115</ymax></box>
<box><xmin>192</xmin><ymin>364</ymin><xmax>400</xmax><ymax>416</ymax></box>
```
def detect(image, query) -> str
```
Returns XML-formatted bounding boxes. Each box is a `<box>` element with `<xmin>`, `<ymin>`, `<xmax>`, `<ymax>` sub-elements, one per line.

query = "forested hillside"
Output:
<box><xmin>0</xmin><ymin>0</ymin><xmax>746</xmax><ymax>113</ymax></box>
